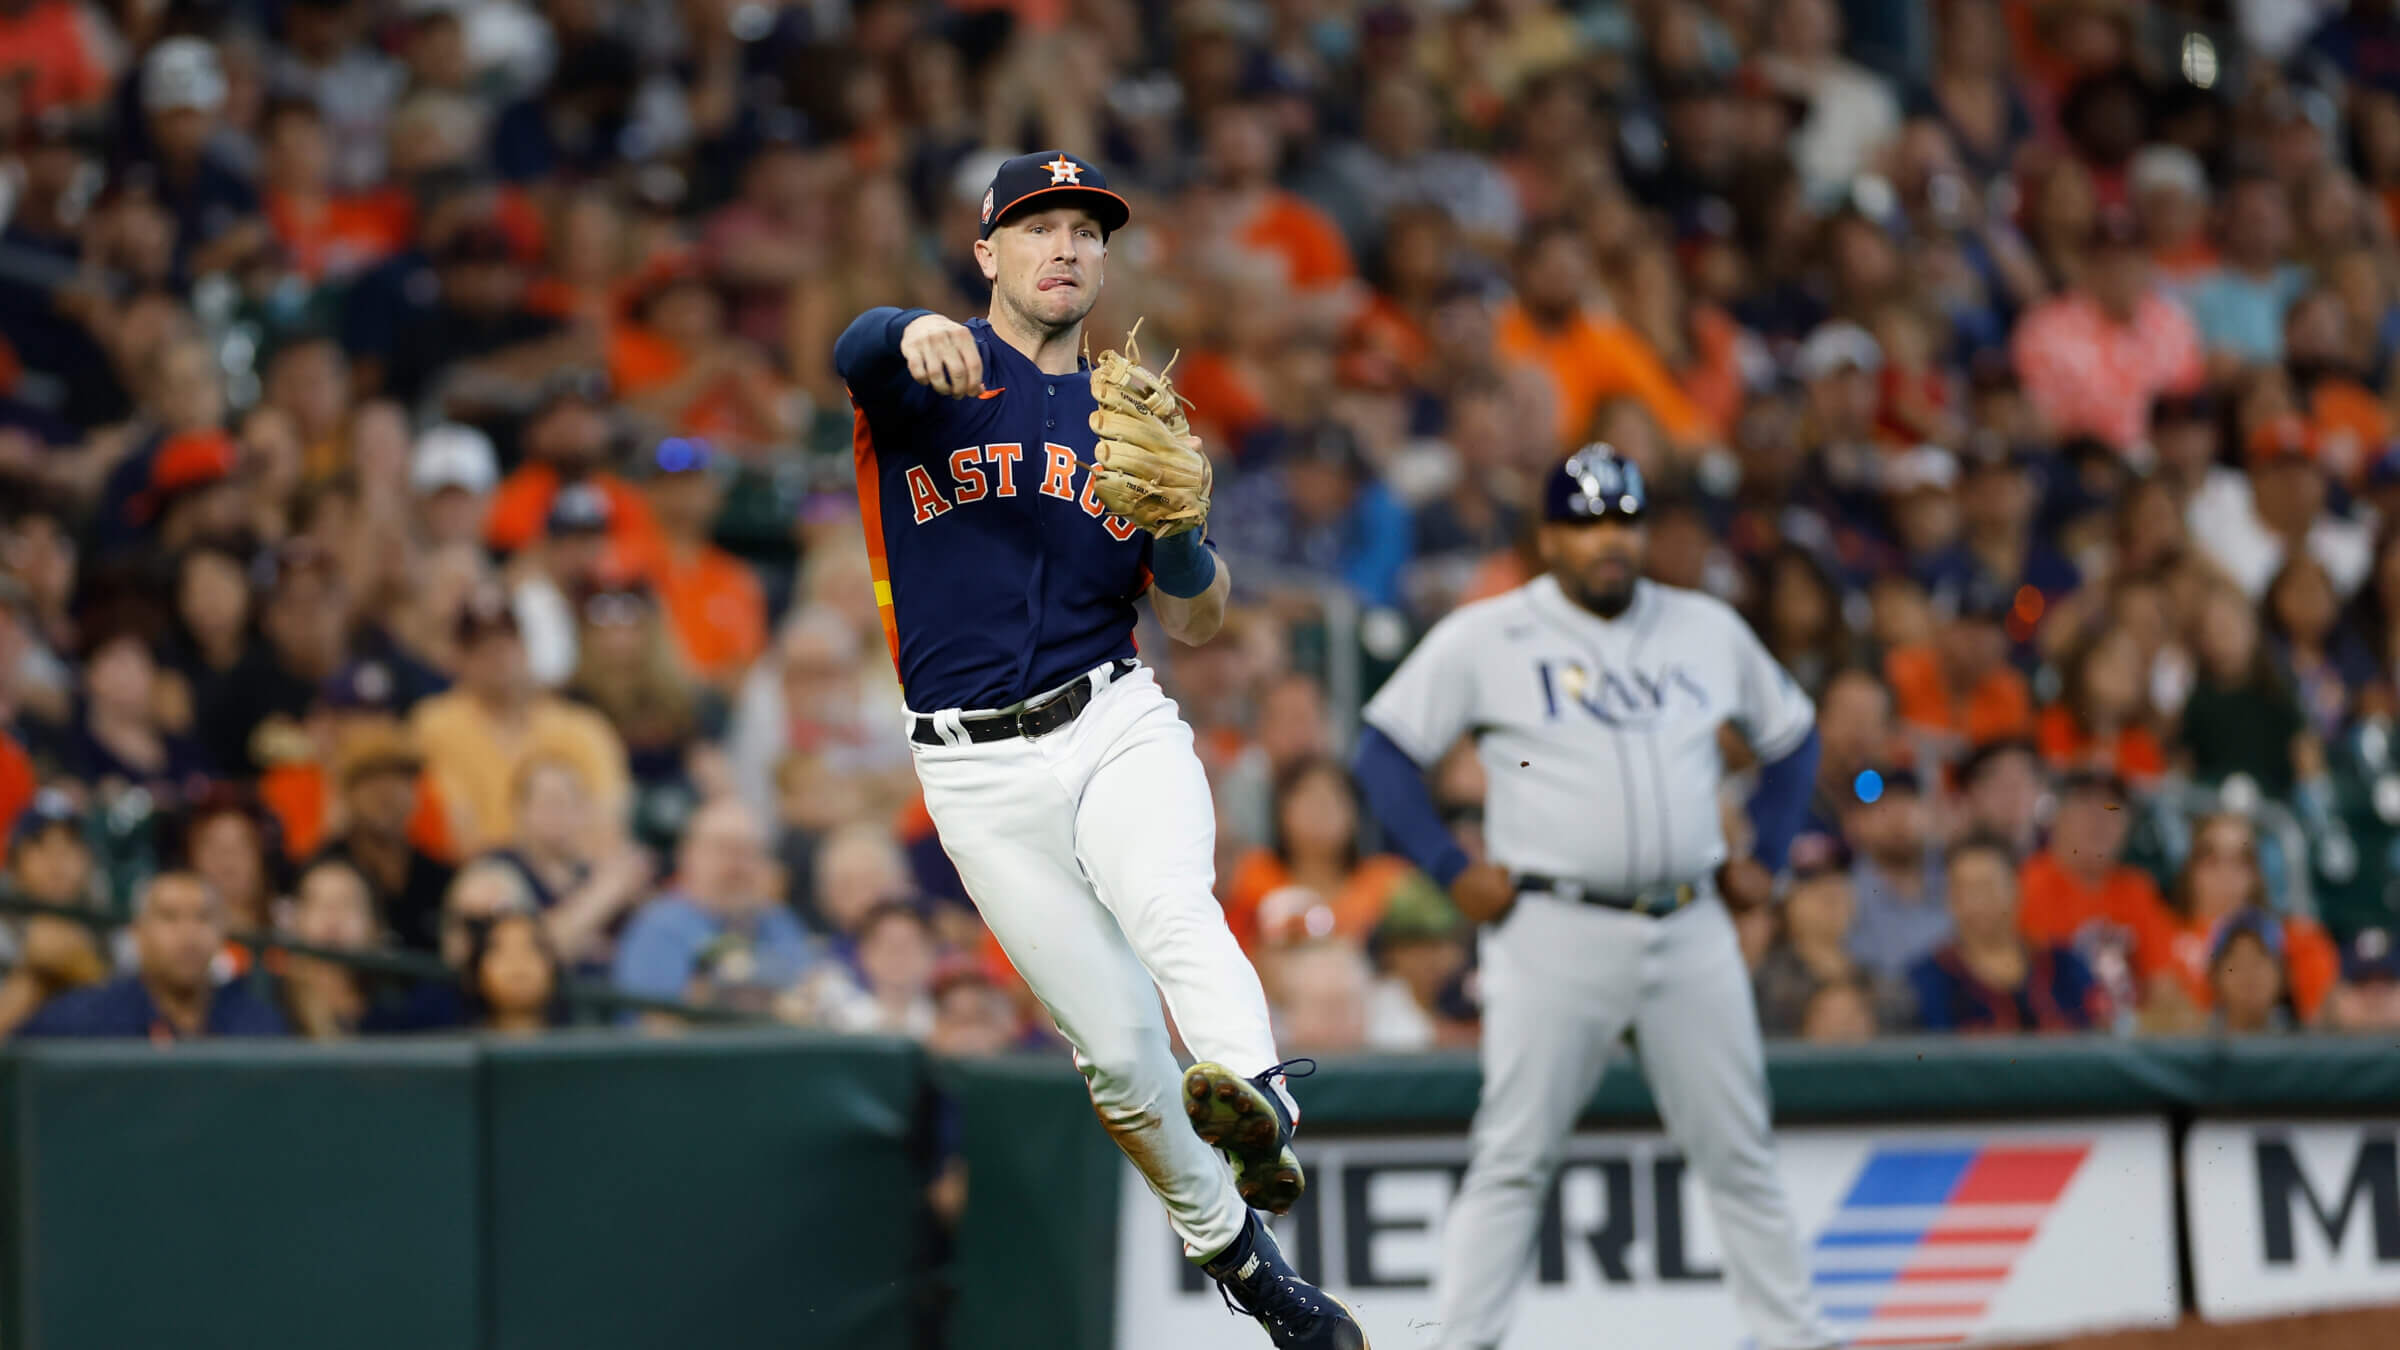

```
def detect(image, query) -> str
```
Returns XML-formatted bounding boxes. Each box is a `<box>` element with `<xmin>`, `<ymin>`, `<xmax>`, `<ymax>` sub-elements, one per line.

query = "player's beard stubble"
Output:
<box><xmin>1544</xmin><ymin>521</ymin><xmax>1646</xmax><ymax>619</ymax></box>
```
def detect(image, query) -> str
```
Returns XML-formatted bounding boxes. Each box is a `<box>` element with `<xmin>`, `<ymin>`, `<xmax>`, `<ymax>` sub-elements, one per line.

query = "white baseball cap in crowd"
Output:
<box><xmin>143</xmin><ymin>38</ymin><xmax>228</xmax><ymax>116</ymax></box>
<box><xmin>411</xmin><ymin>423</ymin><xmax>500</xmax><ymax>496</ymax></box>
<box><xmin>2128</xmin><ymin>144</ymin><xmax>2209</xmax><ymax>204</ymax></box>
<box><xmin>1794</xmin><ymin>320</ymin><xmax>1883</xmax><ymax>383</ymax></box>
<box><xmin>1883</xmin><ymin>444</ymin><xmax>1960</xmax><ymax>496</ymax></box>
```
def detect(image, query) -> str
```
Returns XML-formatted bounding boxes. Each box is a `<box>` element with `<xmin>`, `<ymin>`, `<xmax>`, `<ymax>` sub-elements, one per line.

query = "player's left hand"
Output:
<box><xmin>1715</xmin><ymin>857</ymin><xmax>1774</xmax><ymax>913</ymax></box>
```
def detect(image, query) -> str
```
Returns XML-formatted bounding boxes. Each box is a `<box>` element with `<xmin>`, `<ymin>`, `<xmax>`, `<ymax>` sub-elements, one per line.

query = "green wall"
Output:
<box><xmin>0</xmin><ymin>1031</ymin><xmax>927</xmax><ymax>1350</ymax></box>
<box><xmin>6</xmin><ymin>1033</ymin><xmax>2398</xmax><ymax>1350</ymax></box>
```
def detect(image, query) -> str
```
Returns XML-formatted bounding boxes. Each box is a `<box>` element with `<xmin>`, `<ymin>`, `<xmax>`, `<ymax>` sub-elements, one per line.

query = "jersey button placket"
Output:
<box><xmin>1047</xmin><ymin>384</ymin><xmax>1057</xmax><ymax>429</ymax></box>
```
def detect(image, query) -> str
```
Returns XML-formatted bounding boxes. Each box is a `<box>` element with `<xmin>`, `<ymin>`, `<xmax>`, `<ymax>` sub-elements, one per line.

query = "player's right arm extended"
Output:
<box><xmin>1353</xmin><ymin>725</ymin><xmax>1471</xmax><ymax>887</ymax></box>
<box><xmin>833</xmin><ymin>306</ymin><xmax>938</xmax><ymax>410</ymax></box>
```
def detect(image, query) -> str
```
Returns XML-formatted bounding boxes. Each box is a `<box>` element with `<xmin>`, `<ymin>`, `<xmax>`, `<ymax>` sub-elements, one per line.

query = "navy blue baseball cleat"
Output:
<box><xmin>1184</xmin><ymin>1058</ymin><xmax>1312</xmax><ymax>1214</ymax></box>
<box><xmin>1202</xmin><ymin>1211</ymin><xmax>1369</xmax><ymax>1349</ymax></box>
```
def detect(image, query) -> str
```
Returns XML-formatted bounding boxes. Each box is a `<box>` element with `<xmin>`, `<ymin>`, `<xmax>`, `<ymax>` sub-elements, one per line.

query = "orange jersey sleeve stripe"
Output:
<box><xmin>850</xmin><ymin>405</ymin><xmax>903</xmax><ymax>678</ymax></box>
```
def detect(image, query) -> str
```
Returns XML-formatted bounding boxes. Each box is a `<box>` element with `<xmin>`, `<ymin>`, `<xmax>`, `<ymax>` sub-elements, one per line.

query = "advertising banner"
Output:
<box><xmin>1114</xmin><ymin>1120</ymin><xmax>2177</xmax><ymax>1349</ymax></box>
<box><xmin>2187</xmin><ymin>1120</ymin><xmax>2400</xmax><ymax>1320</ymax></box>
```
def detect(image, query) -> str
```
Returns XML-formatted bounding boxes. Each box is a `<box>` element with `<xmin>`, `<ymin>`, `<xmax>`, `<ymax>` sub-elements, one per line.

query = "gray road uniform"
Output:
<box><xmin>1361</xmin><ymin>572</ymin><xmax>1838</xmax><ymax>1350</ymax></box>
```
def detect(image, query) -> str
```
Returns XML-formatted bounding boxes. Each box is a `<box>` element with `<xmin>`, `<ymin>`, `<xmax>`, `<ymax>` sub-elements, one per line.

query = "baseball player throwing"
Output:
<box><xmin>1354</xmin><ymin>446</ymin><xmax>1835</xmax><ymax>1350</ymax></box>
<box><xmin>834</xmin><ymin>151</ymin><xmax>1365</xmax><ymax>1349</ymax></box>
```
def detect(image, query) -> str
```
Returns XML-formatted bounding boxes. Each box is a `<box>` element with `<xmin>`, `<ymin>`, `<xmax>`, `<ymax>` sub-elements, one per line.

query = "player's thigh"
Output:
<box><xmin>915</xmin><ymin>744</ymin><xmax>1164</xmax><ymax>1064</ymax></box>
<box><xmin>1070</xmin><ymin>696</ymin><xmax>1217</xmax><ymax>918</ymax></box>
<box><xmin>1472</xmin><ymin>902</ymin><xmax>1641</xmax><ymax>1165</ymax></box>
<box><xmin>1630</xmin><ymin>901</ymin><xmax>1772</xmax><ymax>1141</ymax></box>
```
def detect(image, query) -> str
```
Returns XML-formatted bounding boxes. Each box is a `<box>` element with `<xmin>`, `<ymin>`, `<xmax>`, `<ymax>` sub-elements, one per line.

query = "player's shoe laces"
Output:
<box><xmin>1202</xmin><ymin>1210</ymin><xmax>1369</xmax><ymax>1349</ymax></box>
<box><xmin>1184</xmin><ymin>1058</ymin><xmax>1313</xmax><ymax>1214</ymax></box>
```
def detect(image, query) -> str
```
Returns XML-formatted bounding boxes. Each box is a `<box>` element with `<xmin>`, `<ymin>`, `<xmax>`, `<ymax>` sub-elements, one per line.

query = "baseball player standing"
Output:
<box><xmin>833</xmin><ymin>151</ymin><xmax>1365</xmax><ymax>1349</ymax></box>
<box><xmin>1353</xmin><ymin>446</ymin><xmax>1835</xmax><ymax>1350</ymax></box>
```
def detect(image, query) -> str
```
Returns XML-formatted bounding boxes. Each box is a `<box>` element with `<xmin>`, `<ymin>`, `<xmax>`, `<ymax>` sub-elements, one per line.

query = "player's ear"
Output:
<box><xmin>973</xmin><ymin>237</ymin><xmax>998</xmax><ymax>283</ymax></box>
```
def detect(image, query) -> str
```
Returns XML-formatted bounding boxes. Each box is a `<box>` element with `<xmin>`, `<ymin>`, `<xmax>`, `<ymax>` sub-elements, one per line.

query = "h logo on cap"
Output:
<box><xmin>1043</xmin><ymin>155</ymin><xmax>1083</xmax><ymax>185</ymax></box>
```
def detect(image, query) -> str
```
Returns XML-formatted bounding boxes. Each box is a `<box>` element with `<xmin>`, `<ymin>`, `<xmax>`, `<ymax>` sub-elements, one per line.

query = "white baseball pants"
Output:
<box><xmin>1435</xmin><ymin>893</ymin><xmax>1836</xmax><ymax>1350</ymax></box>
<box><xmin>909</xmin><ymin>662</ymin><xmax>1281</xmax><ymax>1262</ymax></box>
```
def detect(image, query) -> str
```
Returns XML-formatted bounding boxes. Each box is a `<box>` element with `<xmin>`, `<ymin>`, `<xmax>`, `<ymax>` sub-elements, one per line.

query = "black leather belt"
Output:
<box><xmin>909</xmin><ymin>660</ymin><xmax>1138</xmax><ymax>746</ymax></box>
<box><xmin>1516</xmin><ymin>874</ymin><xmax>1697</xmax><ymax>918</ymax></box>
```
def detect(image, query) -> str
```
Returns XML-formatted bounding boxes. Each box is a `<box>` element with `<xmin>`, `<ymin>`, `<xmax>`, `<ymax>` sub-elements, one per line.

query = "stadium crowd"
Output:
<box><xmin>0</xmin><ymin>0</ymin><xmax>2398</xmax><ymax>1058</ymax></box>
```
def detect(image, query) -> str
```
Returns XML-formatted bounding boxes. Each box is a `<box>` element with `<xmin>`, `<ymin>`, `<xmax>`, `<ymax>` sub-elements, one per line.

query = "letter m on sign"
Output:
<box><xmin>2256</xmin><ymin>1132</ymin><xmax>2400</xmax><ymax>1263</ymax></box>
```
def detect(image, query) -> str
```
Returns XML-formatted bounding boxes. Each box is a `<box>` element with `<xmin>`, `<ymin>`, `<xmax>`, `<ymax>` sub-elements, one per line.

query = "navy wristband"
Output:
<box><xmin>1150</xmin><ymin>532</ymin><xmax>1218</xmax><ymax>597</ymax></box>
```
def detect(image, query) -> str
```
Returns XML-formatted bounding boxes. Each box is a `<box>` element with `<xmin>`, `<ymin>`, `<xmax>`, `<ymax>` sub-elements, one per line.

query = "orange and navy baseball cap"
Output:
<box><xmin>979</xmin><ymin>151</ymin><xmax>1131</xmax><ymax>240</ymax></box>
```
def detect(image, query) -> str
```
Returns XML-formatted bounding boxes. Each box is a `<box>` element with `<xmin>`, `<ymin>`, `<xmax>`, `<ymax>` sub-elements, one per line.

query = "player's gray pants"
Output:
<box><xmin>1434</xmin><ymin>892</ymin><xmax>1836</xmax><ymax>1350</ymax></box>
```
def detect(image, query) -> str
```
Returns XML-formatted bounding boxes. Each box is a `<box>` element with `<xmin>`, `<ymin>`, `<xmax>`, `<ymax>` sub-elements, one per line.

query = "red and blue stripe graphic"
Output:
<box><xmin>1811</xmin><ymin>1144</ymin><xmax>2090</xmax><ymax>1347</ymax></box>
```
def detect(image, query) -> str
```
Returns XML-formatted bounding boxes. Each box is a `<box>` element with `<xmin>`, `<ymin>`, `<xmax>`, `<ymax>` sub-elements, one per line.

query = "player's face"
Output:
<box><xmin>1541</xmin><ymin>516</ymin><xmax>1648</xmax><ymax>617</ymax></box>
<box><xmin>976</xmin><ymin>206</ymin><xmax>1106</xmax><ymax>334</ymax></box>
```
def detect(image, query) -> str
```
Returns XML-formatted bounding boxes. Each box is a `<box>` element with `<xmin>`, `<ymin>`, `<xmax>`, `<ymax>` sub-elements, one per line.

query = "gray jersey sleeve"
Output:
<box><xmin>1725</xmin><ymin>602</ymin><xmax>1814</xmax><ymax>760</ymax></box>
<box><xmin>1362</xmin><ymin>609</ymin><xmax>1482</xmax><ymax>765</ymax></box>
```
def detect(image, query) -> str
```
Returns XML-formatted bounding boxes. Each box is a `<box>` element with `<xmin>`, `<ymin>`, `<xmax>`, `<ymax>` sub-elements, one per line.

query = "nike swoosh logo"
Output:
<box><xmin>977</xmin><ymin>387</ymin><xmax>1006</xmax><ymax>399</ymax></box>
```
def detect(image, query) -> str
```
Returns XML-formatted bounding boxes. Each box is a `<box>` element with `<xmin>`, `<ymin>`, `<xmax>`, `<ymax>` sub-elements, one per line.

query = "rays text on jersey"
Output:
<box><xmin>1536</xmin><ymin>659</ymin><xmax>1712</xmax><ymax>728</ymax></box>
<box><xmin>903</xmin><ymin>441</ymin><xmax>1139</xmax><ymax>541</ymax></box>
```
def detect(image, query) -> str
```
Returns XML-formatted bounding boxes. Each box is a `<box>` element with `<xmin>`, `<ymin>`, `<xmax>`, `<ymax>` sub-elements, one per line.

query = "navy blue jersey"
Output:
<box><xmin>836</xmin><ymin>307</ymin><xmax>1153</xmax><ymax>710</ymax></box>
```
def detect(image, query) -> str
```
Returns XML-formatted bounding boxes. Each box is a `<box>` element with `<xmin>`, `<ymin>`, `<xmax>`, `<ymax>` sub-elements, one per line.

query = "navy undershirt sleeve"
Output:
<box><xmin>1746</xmin><ymin>727</ymin><xmax>1820</xmax><ymax>874</ymax></box>
<box><xmin>833</xmin><ymin>306</ymin><xmax>938</xmax><ymax>415</ymax></box>
<box><xmin>1353</xmin><ymin>724</ymin><xmax>1471</xmax><ymax>887</ymax></box>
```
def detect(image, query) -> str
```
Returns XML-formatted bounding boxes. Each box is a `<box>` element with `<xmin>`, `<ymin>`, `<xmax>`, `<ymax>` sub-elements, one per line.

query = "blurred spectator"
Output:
<box><xmin>1360</xmin><ymin>888</ymin><xmax>1473</xmax><ymax>1050</ymax></box>
<box><xmin>410</xmin><ymin>423</ymin><xmax>500</xmax><ymax>552</ymax></box>
<box><xmin>135</xmin><ymin>39</ymin><xmax>267</xmax><ymax>276</ymax></box>
<box><xmin>275</xmin><ymin>856</ymin><xmax>380</xmax><ymax>1039</ymax></box>
<box><xmin>1757</xmin><ymin>835</ymin><xmax>1913</xmax><ymax>1036</ymax></box>
<box><xmin>1265</xmin><ymin>938</ymin><xmax>1372</xmax><ymax>1053</ymax></box>
<box><xmin>1225</xmin><ymin>755</ymin><xmax>1437</xmax><ymax>952</ymax></box>
<box><xmin>1760</xmin><ymin>0</ymin><xmax>1901</xmax><ymax>205</ymax></box>
<box><xmin>1213</xmin><ymin>421</ymin><xmax>1413</xmax><ymax>610</ymax></box>
<box><xmin>2183</xmin><ymin>174</ymin><xmax>2307</xmax><ymax>369</ymax></box>
<box><xmin>18</xmin><ymin>871</ymin><xmax>286</xmax><ymax>1038</ymax></box>
<box><xmin>461</xmin><ymin>911</ymin><xmax>566</xmax><ymax>1034</ymax></box>
<box><xmin>1887</xmin><ymin>586</ymin><xmax>2035</xmax><ymax>754</ymax></box>
<box><xmin>1911</xmin><ymin>834</ymin><xmax>2108</xmax><ymax>1034</ymax></box>
<box><xmin>178</xmin><ymin>792</ymin><xmax>278</xmax><ymax>935</ymax></box>
<box><xmin>70</xmin><ymin>607</ymin><xmax>214</xmax><ymax>804</ymax></box>
<box><xmin>808</xmin><ymin>819</ymin><xmax>913</xmax><ymax>942</ymax></box>
<box><xmin>1958</xmin><ymin>738</ymin><xmax>2046</xmax><ymax>859</ymax></box>
<box><xmin>2162</xmin><ymin>813</ymin><xmax>2341</xmax><ymax>1026</ymax></box>
<box><xmin>2323</xmin><ymin>927</ymin><xmax>2400</xmax><ymax>1032</ymax></box>
<box><xmin>2179</xmin><ymin>585</ymin><xmax>2311</xmax><ymax>797</ymax></box>
<box><xmin>488</xmin><ymin>755</ymin><xmax>651</xmax><ymax>969</ymax></box>
<box><xmin>2039</xmin><ymin>626</ymin><xmax>2167</xmax><ymax>783</ymax></box>
<box><xmin>2011</xmin><ymin>208</ymin><xmax>2203</xmax><ymax>452</ymax></box>
<box><xmin>2191</xmin><ymin>415</ymin><xmax>2373</xmax><ymax>600</ymax></box>
<box><xmin>1496</xmin><ymin>220</ymin><xmax>1710</xmax><ymax>455</ymax></box>
<box><xmin>410</xmin><ymin>585</ymin><xmax>630</xmax><ymax>856</ymax></box>
<box><xmin>2017</xmin><ymin>769</ymin><xmax>2183</xmax><ymax>1024</ymax></box>
<box><xmin>2207</xmin><ymin>910</ymin><xmax>2299</xmax><ymax>1034</ymax></box>
<box><xmin>797</xmin><ymin>899</ymin><xmax>937</xmax><ymax>1037</ymax></box>
<box><xmin>315</xmin><ymin>721</ymin><xmax>454</xmax><ymax>953</ymax></box>
<box><xmin>627</xmin><ymin>437</ymin><xmax>766</xmax><ymax>686</ymax></box>
<box><xmin>510</xmin><ymin>482</ymin><xmax>615</xmax><ymax>687</ymax></box>
<box><xmin>2263</xmin><ymin>554</ymin><xmax>2376</xmax><ymax>740</ymax></box>
<box><xmin>1845</xmin><ymin>769</ymin><xmax>1951</xmax><ymax>980</ymax></box>
<box><xmin>612</xmin><ymin>797</ymin><xmax>816</xmax><ymax>1016</ymax></box>
<box><xmin>199</xmin><ymin>542</ymin><xmax>351</xmax><ymax>778</ymax></box>
<box><xmin>483</xmin><ymin>373</ymin><xmax>658</xmax><ymax>559</ymax></box>
<box><xmin>0</xmin><ymin>792</ymin><xmax>108</xmax><ymax>1035</ymax></box>
<box><xmin>1750</xmin><ymin>545</ymin><xmax>1864</xmax><ymax>701</ymax></box>
<box><xmin>562</xmin><ymin>581</ymin><xmax>713</xmax><ymax>817</ymax></box>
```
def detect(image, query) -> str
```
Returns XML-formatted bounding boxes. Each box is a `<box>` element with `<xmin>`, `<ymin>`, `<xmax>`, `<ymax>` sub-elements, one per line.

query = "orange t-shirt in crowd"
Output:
<box><xmin>1173</xmin><ymin>351</ymin><xmax>1273</xmax><ymax>451</ymax></box>
<box><xmin>1221</xmin><ymin>851</ymin><xmax>1420</xmax><ymax>954</ymax></box>
<box><xmin>265</xmin><ymin>190</ymin><xmax>412</xmax><ymax>282</ymax></box>
<box><xmin>484</xmin><ymin>464</ymin><xmax>661</xmax><ymax>557</ymax></box>
<box><xmin>1344</xmin><ymin>294</ymin><xmax>1433</xmax><ymax>387</ymax></box>
<box><xmin>2162</xmin><ymin>911</ymin><xmax>2340</xmax><ymax>1024</ymax></box>
<box><xmin>258</xmin><ymin>762</ymin><xmax>458</xmax><ymax>864</ymax></box>
<box><xmin>0</xmin><ymin>1</ymin><xmax>109</xmax><ymax>116</ymax></box>
<box><xmin>2306</xmin><ymin>377</ymin><xmax>2391</xmax><ymax>485</ymax></box>
<box><xmin>1885</xmin><ymin>646</ymin><xmax>2035</xmax><ymax>747</ymax></box>
<box><xmin>640</xmin><ymin>542</ymin><xmax>767</xmax><ymax>681</ymax></box>
<box><xmin>2035</xmin><ymin>705</ymin><xmax>2168</xmax><ymax>783</ymax></box>
<box><xmin>2016</xmin><ymin>850</ymin><xmax>2180</xmax><ymax>984</ymax></box>
<box><xmin>1235</xmin><ymin>193</ymin><xmax>1357</xmax><ymax>292</ymax></box>
<box><xmin>1682</xmin><ymin>305</ymin><xmax>1747</xmax><ymax>437</ymax></box>
<box><xmin>1495</xmin><ymin>303</ymin><xmax>1712</xmax><ymax>452</ymax></box>
<box><xmin>605</xmin><ymin>326</ymin><xmax>791</xmax><ymax>446</ymax></box>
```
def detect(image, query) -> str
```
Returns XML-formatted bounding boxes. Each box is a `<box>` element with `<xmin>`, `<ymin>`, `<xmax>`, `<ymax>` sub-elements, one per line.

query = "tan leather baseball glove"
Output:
<box><xmin>1087</xmin><ymin>322</ymin><xmax>1211</xmax><ymax>538</ymax></box>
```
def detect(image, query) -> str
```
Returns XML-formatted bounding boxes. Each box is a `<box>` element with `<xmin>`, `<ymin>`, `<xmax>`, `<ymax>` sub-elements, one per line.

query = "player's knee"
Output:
<box><xmin>1468</xmin><ymin>1140</ymin><xmax>1562</xmax><ymax>1191</ymax></box>
<box><xmin>1079</xmin><ymin>1049</ymin><xmax>1162</xmax><ymax>1117</ymax></box>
